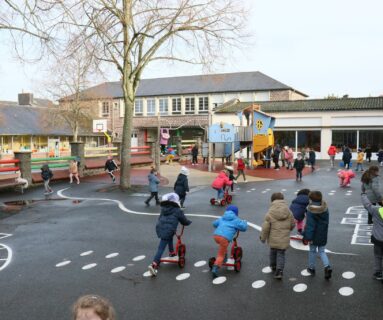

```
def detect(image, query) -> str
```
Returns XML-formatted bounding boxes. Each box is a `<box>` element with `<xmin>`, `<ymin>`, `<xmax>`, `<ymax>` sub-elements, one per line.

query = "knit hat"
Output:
<box><xmin>161</xmin><ymin>192</ymin><xmax>181</xmax><ymax>207</ymax></box>
<box><xmin>226</xmin><ymin>205</ymin><xmax>238</xmax><ymax>216</ymax></box>
<box><xmin>181</xmin><ymin>166</ymin><xmax>190</xmax><ymax>176</ymax></box>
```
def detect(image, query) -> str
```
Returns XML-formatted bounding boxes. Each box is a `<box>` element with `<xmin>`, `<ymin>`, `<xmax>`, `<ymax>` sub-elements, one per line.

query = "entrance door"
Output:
<box><xmin>131</xmin><ymin>133</ymin><xmax>138</xmax><ymax>151</ymax></box>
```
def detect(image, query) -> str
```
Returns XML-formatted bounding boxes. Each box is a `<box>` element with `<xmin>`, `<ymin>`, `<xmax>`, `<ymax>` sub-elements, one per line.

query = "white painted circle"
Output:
<box><xmin>212</xmin><ymin>276</ymin><xmax>227</xmax><ymax>285</ymax></box>
<box><xmin>82</xmin><ymin>263</ymin><xmax>97</xmax><ymax>270</ymax></box>
<box><xmin>176</xmin><ymin>273</ymin><xmax>190</xmax><ymax>281</ymax></box>
<box><xmin>194</xmin><ymin>260</ymin><xmax>207</xmax><ymax>267</ymax></box>
<box><xmin>339</xmin><ymin>287</ymin><xmax>354</xmax><ymax>296</ymax></box>
<box><xmin>342</xmin><ymin>272</ymin><xmax>356</xmax><ymax>280</ymax></box>
<box><xmin>80</xmin><ymin>251</ymin><xmax>93</xmax><ymax>256</ymax></box>
<box><xmin>106</xmin><ymin>253</ymin><xmax>119</xmax><ymax>259</ymax></box>
<box><xmin>56</xmin><ymin>260</ymin><xmax>71</xmax><ymax>267</ymax></box>
<box><xmin>301</xmin><ymin>269</ymin><xmax>312</xmax><ymax>277</ymax></box>
<box><xmin>111</xmin><ymin>266</ymin><xmax>126</xmax><ymax>273</ymax></box>
<box><xmin>262</xmin><ymin>266</ymin><xmax>273</xmax><ymax>274</ymax></box>
<box><xmin>293</xmin><ymin>283</ymin><xmax>307</xmax><ymax>293</ymax></box>
<box><xmin>132</xmin><ymin>255</ymin><xmax>146</xmax><ymax>261</ymax></box>
<box><xmin>143</xmin><ymin>271</ymin><xmax>152</xmax><ymax>277</ymax></box>
<box><xmin>252</xmin><ymin>280</ymin><xmax>266</xmax><ymax>289</ymax></box>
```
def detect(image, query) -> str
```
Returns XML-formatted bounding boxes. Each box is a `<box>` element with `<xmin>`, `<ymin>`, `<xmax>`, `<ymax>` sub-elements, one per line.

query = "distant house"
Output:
<box><xmin>65</xmin><ymin>71</ymin><xmax>306</xmax><ymax>147</ymax></box>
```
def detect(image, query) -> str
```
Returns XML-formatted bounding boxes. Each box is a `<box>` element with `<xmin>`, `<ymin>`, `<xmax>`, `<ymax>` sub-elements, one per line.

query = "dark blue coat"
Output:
<box><xmin>289</xmin><ymin>194</ymin><xmax>309</xmax><ymax>221</ymax></box>
<box><xmin>308</xmin><ymin>151</ymin><xmax>316</xmax><ymax>165</ymax></box>
<box><xmin>174</xmin><ymin>174</ymin><xmax>189</xmax><ymax>196</ymax></box>
<box><xmin>156</xmin><ymin>201</ymin><xmax>192</xmax><ymax>239</ymax></box>
<box><xmin>303</xmin><ymin>201</ymin><xmax>329</xmax><ymax>246</ymax></box>
<box><xmin>342</xmin><ymin>149</ymin><xmax>352</xmax><ymax>163</ymax></box>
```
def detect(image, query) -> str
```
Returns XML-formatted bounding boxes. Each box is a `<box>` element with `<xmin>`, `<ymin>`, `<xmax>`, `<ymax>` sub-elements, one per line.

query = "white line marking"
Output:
<box><xmin>194</xmin><ymin>261</ymin><xmax>207</xmax><ymax>267</ymax></box>
<box><xmin>56</xmin><ymin>260</ymin><xmax>71</xmax><ymax>267</ymax></box>
<box><xmin>132</xmin><ymin>255</ymin><xmax>146</xmax><ymax>261</ymax></box>
<box><xmin>143</xmin><ymin>271</ymin><xmax>152</xmax><ymax>277</ymax></box>
<box><xmin>80</xmin><ymin>251</ymin><xmax>93</xmax><ymax>256</ymax></box>
<box><xmin>106</xmin><ymin>253</ymin><xmax>119</xmax><ymax>259</ymax></box>
<box><xmin>111</xmin><ymin>266</ymin><xmax>126</xmax><ymax>273</ymax></box>
<box><xmin>176</xmin><ymin>273</ymin><xmax>190</xmax><ymax>281</ymax></box>
<box><xmin>0</xmin><ymin>244</ymin><xmax>12</xmax><ymax>271</ymax></box>
<box><xmin>0</xmin><ymin>233</ymin><xmax>12</xmax><ymax>240</ymax></box>
<box><xmin>82</xmin><ymin>263</ymin><xmax>97</xmax><ymax>270</ymax></box>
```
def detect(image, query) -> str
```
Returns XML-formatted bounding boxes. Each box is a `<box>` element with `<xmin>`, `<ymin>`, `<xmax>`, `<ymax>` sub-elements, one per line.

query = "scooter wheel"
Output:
<box><xmin>226</xmin><ymin>195</ymin><xmax>233</xmax><ymax>204</ymax></box>
<box><xmin>208</xmin><ymin>257</ymin><xmax>216</xmax><ymax>269</ymax></box>
<box><xmin>178</xmin><ymin>257</ymin><xmax>185</xmax><ymax>268</ymax></box>
<box><xmin>220</xmin><ymin>199</ymin><xmax>226</xmax><ymax>206</ymax></box>
<box><xmin>233</xmin><ymin>247</ymin><xmax>243</xmax><ymax>260</ymax></box>
<box><xmin>210</xmin><ymin>198</ymin><xmax>216</xmax><ymax>205</ymax></box>
<box><xmin>178</xmin><ymin>244</ymin><xmax>186</xmax><ymax>257</ymax></box>
<box><xmin>234</xmin><ymin>260</ymin><xmax>242</xmax><ymax>272</ymax></box>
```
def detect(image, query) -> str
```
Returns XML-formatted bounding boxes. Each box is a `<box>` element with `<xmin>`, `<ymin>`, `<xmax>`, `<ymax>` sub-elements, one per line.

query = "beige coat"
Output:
<box><xmin>260</xmin><ymin>200</ymin><xmax>295</xmax><ymax>250</ymax></box>
<box><xmin>69</xmin><ymin>162</ymin><xmax>78</xmax><ymax>174</ymax></box>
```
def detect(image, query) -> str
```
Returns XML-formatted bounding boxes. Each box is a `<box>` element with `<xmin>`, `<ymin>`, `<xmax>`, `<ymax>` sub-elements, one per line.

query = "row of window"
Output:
<box><xmin>101</xmin><ymin>97</ymin><xmax>209</xmax><ymax>117</ymax></box>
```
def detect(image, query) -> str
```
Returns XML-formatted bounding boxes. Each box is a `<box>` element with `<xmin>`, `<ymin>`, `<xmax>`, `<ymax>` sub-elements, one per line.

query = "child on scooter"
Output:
<box><xmin>148</xmin><ymin>193</ymin><xmax>192</xmax><ymax>276</ymax></box>
<box><xmin>211</xmin><ymin>170</ymin><xmax>233</xmax><ymax>202</ymax></box>
<box><xmin>211</xmin><ymin>205</ymin><xmax>247</xmax><ymax>278</ymax></box>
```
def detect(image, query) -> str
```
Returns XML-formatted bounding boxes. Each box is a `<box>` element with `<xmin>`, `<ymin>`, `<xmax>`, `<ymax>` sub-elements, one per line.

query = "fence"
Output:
<box><xmin>85</xmin><ymin>146</ymin><xmax>118</xmax><ymax>158</ymax></box>
<box><xmin>0</xmin><ymin>159</ymin><xmax>20</xmax><ymax>173</ymax></box>
<box><xmin>30</xmin><ymin>156</ymin><xmax>76</xmax><ymax>171</ymax></box>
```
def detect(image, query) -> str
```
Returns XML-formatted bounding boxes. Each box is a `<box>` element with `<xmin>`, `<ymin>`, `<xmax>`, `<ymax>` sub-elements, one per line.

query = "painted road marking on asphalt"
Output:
<box><xmin>0</xmin><ymin>233</ymin><xmax>12</xmax><ymax>240</ymax></box>
<box><xmin>80</xmin><ymin>251</ymin><xmax>93</xmax><ymax>256</ymax></box>
<box><xmin>132</xmin><ymin>255</ymin><xmax>146</xmax><ymax>261</ymax></box>
<box><xmin>111</xmin><ymin>266</ymin><xmax>126</xmax><ymax>273</ymax></box>
<box><xmin>301</xmin><ymin>269</ymin><xmax>311</xmax><ymax>277</ymax></box>
<box><xmin>252</xmin><ymin>280</ymin><xmax>266</xmax><ymax>289</ymax></box>
<box><xmin>293</xmin><ymin>284</ymin><xmax>307</xmax><ymax>293</ymax></box>
<box><xmin>82</xmin><ymin>263</ymin><xmax>97</xmax><ymax>270</ymax></box>
<box><xmin>56</xmin><ymin>260</ymin><xmax>71</xmax><ymax>267</ymax></box>
<box><xmin>262</xmin><ymin>266</ymin><xmax>272</xmax><ymax>274</ymax></box>
<box><xmin>339</xmin><ymin>287</ymin><xmax>354</xmax><ymax>296</ymax></box>
<box><xmin>194</xmin><ymin>261</ymin><xmax>207</xmax><ymax>267</ymax></box>
<box><xmin>143</xmin><ymin>271</ymin><xmax>152</xmax><ymax>277</ymax></box>
<box><xmin>176</xmin><ymin>273</ymin><xmax>190</xmax><ymax>281</ymax></box>
<box><xmin>342</xmin><ymin>206</ymin><xmax>372</xmax><ymax>246</ymax></box>
<box><xmin>342</xmin><ymin>271</ymin><xmax>356</xmax><ymax>279</ymax></box>
<box><xmin>106</xmin><ymin>253</ymin><xmax>119</xmax><ymax>259</ymax></box>
<box><xmin>0</xmin><ymin>234</ymin><xmax>13</xmax><ymax>272</ymax></box>
<box><xmin>212</xmin><ymin>276</ymin><xmax>227</xmax><ymax>285</ymax></box>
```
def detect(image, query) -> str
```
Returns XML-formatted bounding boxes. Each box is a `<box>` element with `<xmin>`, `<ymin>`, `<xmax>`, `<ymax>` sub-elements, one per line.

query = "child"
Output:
<box><xmin>293</xmin><ymin>153</ymin><xmax>305</xmax><ymax>181</ymax></box>
<box><xmin>327</xmin><ymin>144</ymin><xmax>337</xmax><ymax>168</ymax></box>
<box><xmin>285</xmin><ymin>147</ymin><xmax>294</xmax><ymax>170</ymax></box>
<box><xmin>361</xmin><ymin>193</ymin><xmax>383</xmax><ymax>280</ymax></box>
<box><xmin>260</xmin><ymin>193</ymin><xmax>295</xmax><ymax>279</ymax></box>
<box><xmin>225</xmin><ymin>165</ymin><xmax>236</xmax><ymax>192</ymax></box>
<box><xmin>174</xmin><ymin>166</ymin><xmax>189</xmax><ymax>208</ymax></box>
<box><xmin>308</xmin><ymin>148</ymin><xmax>316</xmax><ymax>171</ymax></box>
<box><xmin>289</xmin><ymin>189</ymin><xmax>310</xmax><ymax>234</ymax></box>
<box><xmin>165</xmin><ymin>147</ymin><xmax>176</xmax><ymax>164</ymax></box>
<box><xmin>148</xmin><ymin>193</ymin><xmax>192</xmax><ymax>276</ymax></box>
<box><xmin>72</xmin><ymin>294</ymin><xmax>115</xmax><ymax>320</ymax></box>
<box><xmin>356</xmin><ymin>148</ymin><xmax>365</xmax><ymax>171</ymax></box>
<box><xmin>211</xmin><ymin>205</ymin><xmax>247</xmax><ymax>278</ymax></box>
<box><xmin>361</xmin><ymin>166</ymin><xmax>383</xmax><ymax>224</ymax></box>
<box><xmin>15</xmin><ymin>171</ymin><xmax>28</xmax><ymax>194</ymax></box>
<box><xmin>69</xmin><ymin>159</ymin><xmax>80</xmax><ymax>184</ymax></box>
<box><xmin>41</xmin><ymin>164</ymin><xmax>54</xmax><ymax>194</ymax></box>
<box><xmin>211</xmin><ymin>170</ymin><xmax>232</xmax><ymax>202</ymax></box>
<box><xmin>104</xmin><ymin>156</ymin><xmax>118</xmax><ymax>183</ymax></box>
<box><xmin>377</xmin><ymin>148</ymin><xmax>383</xmax><ymax>167</ymax></box>
<box><xmin>235</xmin><ymin>156</ymin><xmax>247</xmax><ymax>182</ymax></box>
<box><xmin>338</xmin><ymin>168</ymin><xmax>356</xmax><ymax>187</ymax></box>
<box><xmin>302</xmin><ymin>191</ymin><xmax>332</xmax><ymax>279</ymax></box>
<box><xmin>145</xmin><ymin>167</ymin><xmax>160</xmax><ymax>206</ymax></box>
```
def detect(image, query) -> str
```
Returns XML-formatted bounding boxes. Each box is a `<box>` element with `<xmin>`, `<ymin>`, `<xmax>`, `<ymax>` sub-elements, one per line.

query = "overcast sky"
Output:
<box><xmin>0</xmin><ymin>0</ymin><xmax>382</xmax><ymax>101</ymax></box>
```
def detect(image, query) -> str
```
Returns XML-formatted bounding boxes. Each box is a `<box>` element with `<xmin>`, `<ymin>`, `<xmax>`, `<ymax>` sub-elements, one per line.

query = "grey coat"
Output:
<box><xmin>148</xmin><ymin>173</ymin><xmax>160</xmax><ymax>192</ymax></box>
<box><xmin>361</xmin><ymin>194</ymin><xmax>383</xmax><ymax>244</ymax></box>
<box><xmin>362</xmin><ymin>176</ymin><xmax>382</xmax><ymax>204</ymax></box>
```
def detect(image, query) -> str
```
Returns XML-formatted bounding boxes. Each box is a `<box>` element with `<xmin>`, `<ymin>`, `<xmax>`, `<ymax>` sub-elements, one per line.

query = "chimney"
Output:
<box><xmin>18</xmin><ymin>93</ymin><xmax>34</xmax><ymax>105</ymax></box>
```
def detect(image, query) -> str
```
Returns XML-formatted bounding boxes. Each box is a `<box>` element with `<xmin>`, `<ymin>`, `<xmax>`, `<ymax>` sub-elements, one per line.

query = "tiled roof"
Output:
<box><xmin>64</xmin><ymin>71</ymin><xmax>307</xmax><ymax>100</ymax></box>
<box><xmin>214</xmin><ymin>97</ymin><xmax>383</xmax><ymax>113</ymax></box>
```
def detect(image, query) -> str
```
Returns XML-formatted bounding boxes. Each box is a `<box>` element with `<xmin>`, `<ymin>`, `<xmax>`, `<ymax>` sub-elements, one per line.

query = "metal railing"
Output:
<box><xmin>30</xmin><ymin>156</ymin><xmax>76</xmax><ymax>170</ymax></box>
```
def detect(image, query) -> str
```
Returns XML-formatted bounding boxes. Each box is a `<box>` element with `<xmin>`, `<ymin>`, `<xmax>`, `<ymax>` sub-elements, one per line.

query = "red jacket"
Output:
<box><xmin>212</xmin><ymin>171</ymin><xmax>232</xmax><ymax>189</ymax></box>
<box><xmin>328</xmin><ymin>146</ymin><xmax>337</xmax><ymax>156</ymax></box>
<box><xmin>237</xmin><ymin>159</ymin><xmax>245</xmax><ymax>170</ymax></box>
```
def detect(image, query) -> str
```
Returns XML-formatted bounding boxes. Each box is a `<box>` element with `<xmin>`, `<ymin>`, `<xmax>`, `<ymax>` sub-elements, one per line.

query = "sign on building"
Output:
<box><xmin>208</xmin><ymin>123</ymin><xmax>235</xmax><ymax>143</ymax></box>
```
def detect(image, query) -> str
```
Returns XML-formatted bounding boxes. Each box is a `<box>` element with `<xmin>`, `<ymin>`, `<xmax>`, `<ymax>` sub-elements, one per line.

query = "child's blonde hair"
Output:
<box><xmin>72</xmin><ymin>295</ymin><xmax>115</xmax><ymax>320</ymax></box>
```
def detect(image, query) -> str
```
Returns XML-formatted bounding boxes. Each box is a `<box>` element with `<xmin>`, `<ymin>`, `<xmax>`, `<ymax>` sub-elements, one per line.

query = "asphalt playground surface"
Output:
<box><xmin>0</xmin><ymin>162</ymin><xmax>382</xmax><ymax>320</ymax></box>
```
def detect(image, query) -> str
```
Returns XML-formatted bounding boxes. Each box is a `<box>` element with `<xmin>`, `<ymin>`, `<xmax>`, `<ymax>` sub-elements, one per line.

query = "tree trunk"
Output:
<box><xmin>120</xmin><ymin>79</ymin><xmax>134</xmax><ymax>189</ymax></box>
<box><xmin>73</xmin><ymin>124</ymin><xmax>78</xmax><ymax>143</ymax></box>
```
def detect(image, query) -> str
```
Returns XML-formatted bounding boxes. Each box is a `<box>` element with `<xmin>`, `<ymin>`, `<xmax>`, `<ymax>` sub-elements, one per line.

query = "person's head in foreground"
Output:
<box><xmin>73</xmin><ymin>295</ymin><xmax>115</xmax><ymax>320</ymax></box>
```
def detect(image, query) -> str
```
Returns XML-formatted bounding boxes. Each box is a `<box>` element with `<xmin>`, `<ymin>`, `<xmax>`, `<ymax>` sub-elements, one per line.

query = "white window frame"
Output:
<box><xmin>185</xmin><ymin>97</ymin><xmax>195</xmax><ymax>114</ymax></box>
<box><xmin>101</xmin><ymin>101</ymin><xmax>110</xmax><ymax>117</ymax></box>
<box><xmin>147</xmin><ymin>98</ymin><xmax>156</xmax><ymax>116</ymax></box>
<box><xmin>159</xmin><ymin>98</ymin><xmax>168</xmax><ymax>115</ymax></box>
<box><xmin>198</xmin><ymin>96</ymin><xmax>209</xmax><ymax>113</ymax></box>
<box><xmin>172</xmin><ymin>97</ymin><xmax>181</xmax><ymax>114</ymax></box>
<box><xmin>134</xmin><ymin>99</ymin><xmax>143</xmax><ymax>115</ymax></box>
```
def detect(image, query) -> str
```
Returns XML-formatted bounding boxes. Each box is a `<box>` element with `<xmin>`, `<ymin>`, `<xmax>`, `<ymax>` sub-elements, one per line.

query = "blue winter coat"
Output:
<box><xmin>303</xmin><ymin>201</ymin><xmax>329</xmax><ymax>246</ymax></box>
<box><xmin>213</xmin><ymin>210</ymin><xmax>247</xmax><ymax>241</ymax></box>
<box><xmin>156</xmin><ymin>201</ymin><xmax>192</xmax><ymax>239</ymax></box>
<box><xmin>148</xmin><ymin>173</ymin><xmax>160</xmax><ymax>192</ymax></box>
<box><xmin>289</xmin><ymin>194</ymin><xmax>309</xmax><ymax>221</ymax></box>
<box><xmin>342</xmin><ymin>149</ymin><xmax>352</xmax><ymax>163</ymax></box>
<box><xmin>174</xmin><ymin>174</ymin><xmax>189</xmax><ymax>196</ymax></box>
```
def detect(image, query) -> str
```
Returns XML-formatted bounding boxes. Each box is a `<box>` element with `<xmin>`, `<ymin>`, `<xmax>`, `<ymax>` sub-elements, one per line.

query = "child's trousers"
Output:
<box><xmin>374</xmin><ymin>244</ymin><xmax>383</xmax><ymax>273</ymax></box>
<box><xmin>270</xmin><ymin>248</ymin><xmax>285</xmax><ymax>270</ymax></box>
<box><xmin>213</xmin><ymin>235</ymin><xmax>229</xmax><ymax>267</ymax></box>
<box><xmin>153</xmin><ymin>238</ymin><xmax>174</xmax><ymax>264</ymax></box>
<box><xmin>309</xmin><ymin>245</ymin><xmax>330</xmax><ymax>269</ymax></box>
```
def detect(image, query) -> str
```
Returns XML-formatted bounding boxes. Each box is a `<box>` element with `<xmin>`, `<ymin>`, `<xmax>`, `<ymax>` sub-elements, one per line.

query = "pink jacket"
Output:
<box><xmin>212</xmin><ymin>171</ymin><xmax>232</xmax><ymax>189</ymax></box>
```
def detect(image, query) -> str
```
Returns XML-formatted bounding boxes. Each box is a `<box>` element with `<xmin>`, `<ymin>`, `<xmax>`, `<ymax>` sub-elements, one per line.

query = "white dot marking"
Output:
<box><xmin>342</xmin><ymin>272</ymin><xmax>356</xmax><ymax>280</ymax></box>
<box><xmin>194</xmin><ymin>260</ymin><xmax>207</xmax><ymax>267</ymax></box>
<box><xmin>143</xmin><ymin>271</ymin><xmax>152</xmax><ymax>277</ymax></box>
<box><xmin>262</xmin><ymin>266</ymin><xmax>272</xmax><ymax>274</ymax></box>
<box><xmin>293</xmin><ymin>283</ymin><xmax>307</xmax><ymax>293</ymax></box>
<box><xmin>82</xmin><ymin>263</ymin><xmax>97</xmax><ymax>270</ymax></box>
<box><xmin>56</xmin><ymin>260</ymin><xmax>71</xmax><ymax>267</ymax></box>
<box><xmin>252</xmin><ymin>280</ymin><xmax>266</xmax><ymax>289</ymax></box>
<box><xmin>127</xmin><ymin>263</ymin><xmax>134</xmax><ymax>267</ymax></box>
<box><xmin>132</xmin><ymin>255</ymin><xmax>146</xmax><ymax>261</ymax></box>
<box><xmin>106</xmin><ymin>253</ymin><xmax>119</xmax><ymax>259</ymax></box>
<box><xmin>111</xmin><ymin>266</ymin><xmax>126</xmax><ymax>273</ymax></box>
<box><xmin>212</xmin><ymin>276</ymin><xmax>227</xmax><ymax>285</ymax></box>
<box><xmin>176</xmin><ymin>273</ymin><xmax>190</xmax><ymax>281</ymax></box>
<box><xmin>301</xmin><ymin>269</ymin><xmax>312</xmax><ymax>277</ymax></box>
<box><xmin>339</xmin><ymin>287</ymin><xmax>354</xmax><ymax>296</ymax></box>
<box><xmin>80</xmin><ymin>251</ymin><xmax>93</xmax><ymax>256</ymax></box>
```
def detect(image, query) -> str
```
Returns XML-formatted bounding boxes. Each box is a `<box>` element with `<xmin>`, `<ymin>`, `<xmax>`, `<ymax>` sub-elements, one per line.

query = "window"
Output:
<box><xmin>101</xmin><ymin>102</ymin><xmax>110</xmax><ymax>117</ymax></box>
<box><xmin>198</xmin><ymin>97</ymin><xmax>209</xmax><ymax>113</ymax></box>
<box><xmin>159</xmin><ymin>98</ymin><xmax>168</xmax><ymax>115</ymax></box>
<box><xmin>185</xmin><ymin>97</ymin><xmax>195</xmax><ymax>114</ymax></box>
<box><xmin>359</xmin><ymin>130</ymin><xmax>383</xmax><ymax>152</ymax></box>
<box><xmin>172</xmin><ymin>97</ymin><xmax>181</xmax><ymax>114</ymax></box>
<box><xmin>298</xmin><ymin>130</ymin><xmax>321</xmax><ymax>152</ymax></box>
<box><xmin>134</xmin><ymin>99</ymin><xmax>143</xmax><ymax>115</ymax></box>
<box><xmin>274</xmin><ymin>131</ymin><xmax>296</xmax><ymax>150</ymax></box>
<box><xmin>332</xmin><ymin>130</ymin><xmax>357</xmax><ymax>151</ymax></box>
<box><xmin>147</xmin><ymin>99</ymin><xmax>155</xmax><ymax>116</ymax></box>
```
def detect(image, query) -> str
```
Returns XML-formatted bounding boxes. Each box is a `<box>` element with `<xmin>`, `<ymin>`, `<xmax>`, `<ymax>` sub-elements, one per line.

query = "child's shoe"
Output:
<box><xmin>211</xmin><ymin>265</ymin><xmax>219</xmax><ymax>278</ymax></box>
<box><xmin>324</xmin><ymin>266</ymin><xmax>332</xmax><ymax>280</ymax></box>
<box><xmin>148</xmin><ymin>262</ymin><xmax>158</xmax><ymax>277</ymax></box>
<box><xmin>169</xmin><ymin>252</ymin><xmax>177</xmax><ymax>257</ymax></box>
<box><xmin>274</xmin><ymin>269</ymin><xmax>283</xmax><ymax>279</ymax></box>
<box><xmin>373</xmin><ymin>271</ymin><xmax>383</xmax><ymax>280</ymax></box>
<box><xmin>307</xmin><ymin>268</ymin><xmax>315</xmax><ymax>276</ymax></box>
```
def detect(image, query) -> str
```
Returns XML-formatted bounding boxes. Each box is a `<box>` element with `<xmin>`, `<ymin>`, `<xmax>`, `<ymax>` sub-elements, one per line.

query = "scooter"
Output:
<box><xmin>210</xmin><ymin>188</ymin><xmax>233</xmax><ymax>206</ymax></box>
<box><xmin>160</xmin><ymin>226</ymin><xmax>186</xmax><ymax>268</ymax></box>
